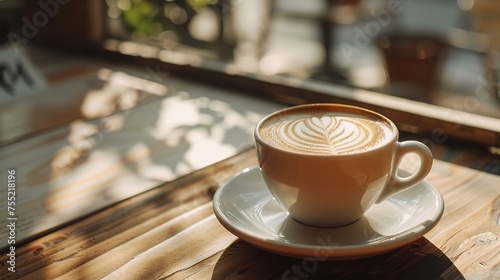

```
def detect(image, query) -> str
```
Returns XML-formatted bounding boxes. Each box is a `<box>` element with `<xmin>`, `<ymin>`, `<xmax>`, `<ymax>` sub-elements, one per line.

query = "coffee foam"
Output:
<box><xmin>259</xmin><ymin>110</ymin><xmax>394</xmax><ymax>155</ymax></box>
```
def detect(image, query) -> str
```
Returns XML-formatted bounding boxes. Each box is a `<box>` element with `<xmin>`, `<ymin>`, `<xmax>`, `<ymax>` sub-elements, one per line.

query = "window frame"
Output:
<box><xmin>22</xmin><ymin>0</ymin><xmax>500</xmax><ymax>147</ymax></box>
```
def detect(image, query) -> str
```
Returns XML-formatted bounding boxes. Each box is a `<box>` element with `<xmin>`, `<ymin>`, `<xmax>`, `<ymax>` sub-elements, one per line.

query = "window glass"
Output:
<box><xmin>104</xmin><ymin>0</ymin><xmax>500</xmax><ymax>120</ymax></box>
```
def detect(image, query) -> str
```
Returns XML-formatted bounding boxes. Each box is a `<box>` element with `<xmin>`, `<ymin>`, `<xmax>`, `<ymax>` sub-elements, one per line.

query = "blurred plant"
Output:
<box><xmin>122</xmin><ymin>0</ymin><xmax>158</xmax><ymax>36</ymax></box>
<box><xmin>108</xmin><ymin>0</ymin><xmax>233</xmax><ymax>56</ymax></box>
<box><xmin>186</xmin><ymin>0</ymin><xmax>218</xmax><ymax>11</ymax></box>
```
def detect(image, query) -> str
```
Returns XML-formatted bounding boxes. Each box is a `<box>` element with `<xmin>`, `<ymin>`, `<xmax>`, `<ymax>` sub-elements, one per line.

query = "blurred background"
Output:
<box><xmin>1</xmin><ymin>0</ymin><xmax>499</xmax><ymax>118</ymax></box>
<box><xmin>1</xmin><ymin>0</ymin><xmax>499</xmax><ymax>254</ymax></box>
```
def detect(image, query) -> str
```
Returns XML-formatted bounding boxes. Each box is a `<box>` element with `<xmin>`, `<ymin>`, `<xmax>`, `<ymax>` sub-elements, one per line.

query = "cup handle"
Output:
<box><xmin>375</xmin><ymin>141</ymin><xmax>433</xmax><ymax>204</ymax></box>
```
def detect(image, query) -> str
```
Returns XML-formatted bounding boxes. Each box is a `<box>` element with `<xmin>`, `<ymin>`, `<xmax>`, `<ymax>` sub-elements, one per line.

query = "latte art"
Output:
<box><xmin>260</xmin><ymin>114</ymin><xmax>392</xmax><ymax>155</ymax></box>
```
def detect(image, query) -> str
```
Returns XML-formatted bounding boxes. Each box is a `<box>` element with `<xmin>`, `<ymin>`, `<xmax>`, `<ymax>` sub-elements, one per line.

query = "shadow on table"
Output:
<box><xmin>212</xmin><ymin>238</ymin><xmax>463</xmax><ymax>280</ymax></box>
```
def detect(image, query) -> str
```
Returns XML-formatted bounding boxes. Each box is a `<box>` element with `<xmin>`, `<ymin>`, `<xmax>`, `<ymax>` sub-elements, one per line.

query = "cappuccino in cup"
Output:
<box><xmin>255</xmin><ymin>104</ymin><xmax>433</xmax><ymax>227</ymax></box>
<box><xmin>258</xmin><ymin>107</ymin><xmax>394</xmax><ymax>155</ymax></box>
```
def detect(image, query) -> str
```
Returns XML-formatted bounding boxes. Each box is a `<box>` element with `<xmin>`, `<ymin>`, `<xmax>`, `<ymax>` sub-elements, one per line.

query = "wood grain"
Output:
<box><xmin>96</xmin><ymin>46</ymin><xmax>500</xmax><ymax>147</ymax></box>
<box><xmin>0</xmin><ymin>148</ymin><xmax>256</xmax><ymax>279</ymax></box>
<box><xmin>0</xmin><ymin>69</ymin><xmax>278</xmax><ymax>249</ymax></box>
<box><xmin>1</xmin><ymin>46</ymin><xmax>499</xmax><ymax>279</ymax></box>
<box><xmin>0</xmin><ymin>67</ymin><xmax>170</xmax><ymax>147</ymax></box>
<box><xmin>1</xmin><ymin>148</ymin><xmax>498</xmax><ymax>279</ymax></box>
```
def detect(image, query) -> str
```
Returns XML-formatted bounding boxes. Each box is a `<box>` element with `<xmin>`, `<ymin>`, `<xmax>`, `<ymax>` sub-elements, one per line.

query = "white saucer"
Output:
<box><xmin>213</xmin><ymin>167</ymin><xmax>444</xmax><ymax>260</ymax></box>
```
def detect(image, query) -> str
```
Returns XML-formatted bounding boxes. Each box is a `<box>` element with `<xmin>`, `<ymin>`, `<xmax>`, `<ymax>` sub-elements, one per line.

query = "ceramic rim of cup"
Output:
<box><xmin>254</xmin><ymin>103</ymin><xmax>400</xmax><ymax>158</ymax></box>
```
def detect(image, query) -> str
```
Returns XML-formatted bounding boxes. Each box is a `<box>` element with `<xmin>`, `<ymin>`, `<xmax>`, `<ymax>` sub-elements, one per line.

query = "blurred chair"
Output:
<box><xmin>379</xmin><ymin>34</ymin><xmax>449</xmax><ymax>101</ymax></box>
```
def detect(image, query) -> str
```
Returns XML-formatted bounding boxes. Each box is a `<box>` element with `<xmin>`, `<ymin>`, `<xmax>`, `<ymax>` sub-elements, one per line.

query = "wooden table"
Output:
<box><xmin>1</xmin><ymin>47</ymin><xmax>499</xmax><ymax>279</ymax></box>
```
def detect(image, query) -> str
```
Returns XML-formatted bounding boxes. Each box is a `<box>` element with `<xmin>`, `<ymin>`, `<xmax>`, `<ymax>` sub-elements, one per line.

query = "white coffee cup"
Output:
<box><xmin>254</xmin><ymin>104</ymin><xmax>433</xmax><ymax>227</ymax></box>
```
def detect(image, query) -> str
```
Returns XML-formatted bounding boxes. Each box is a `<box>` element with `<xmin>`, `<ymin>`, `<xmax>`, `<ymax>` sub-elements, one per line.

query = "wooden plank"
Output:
<box><xmin>91</xmin><ymin>46</ymin><xmax>500</xmax><ymax>147</ymax></box>
<box><xmin>1</xmin><ymin>148</ymin><xmax>498</xmax><ymax>279</ymax></box>
<box><xmin>0</xmin><ymin>67</ymin><xmax>171</xmax><ymax>147</ymax></box>
<box><xmin>0</xmin><ymin>79</ymin><xmax>277</xmax><ymax>249</ymax></box>
<box><xmin>0</xmin><ymin>148</ymin><xmax>257</xmax><ymax>279</ymax></box>
<box><xmin>101</xmin><ymin>215</ymin><xmax>237</xmax><ymax>280</ymax></box>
